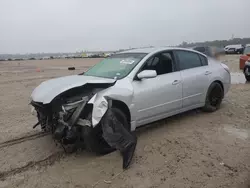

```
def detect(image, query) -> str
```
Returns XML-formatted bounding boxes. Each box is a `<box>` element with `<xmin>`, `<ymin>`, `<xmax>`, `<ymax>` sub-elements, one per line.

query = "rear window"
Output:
<box><xmin>199</xmin><ymin>55</ymin><xmax>208</xmax><ymax>66</ymax></box>
<box><xmin>176</xmin><ymin>50</ymin><xmax>202</xmax><ymax>70</ymax></box>
<box><xmin>193</xmin><ymin>47</ymin><xmax>206</xmax><ymax>53</ymax></box>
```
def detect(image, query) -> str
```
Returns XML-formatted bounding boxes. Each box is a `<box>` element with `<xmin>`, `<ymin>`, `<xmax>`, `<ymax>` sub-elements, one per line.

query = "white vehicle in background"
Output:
<box><xmin>224</xmin><ymin>44</ymin><xmax>244</xmax><ymax>54</ymax></box>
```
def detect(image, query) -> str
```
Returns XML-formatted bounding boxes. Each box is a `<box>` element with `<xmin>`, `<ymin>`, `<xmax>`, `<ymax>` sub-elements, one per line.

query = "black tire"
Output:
<box><xmin>244</xmin><ymin>67</ymin><xmax>250</xmax><ymax>82</ymax></box>
<box><xmin>202</xmin><ymin>82</ymin><xmax>224</xmax><ymax>112</ymax></box>
<box><xmin>82</xmin><ymin>107</ymin><xmax>130</xmax><ymax>155</ymax></box>
<box><xmin>245</xmin><ymin>75</ymin><xmax>250</xmax><ymax>82</ymax></box>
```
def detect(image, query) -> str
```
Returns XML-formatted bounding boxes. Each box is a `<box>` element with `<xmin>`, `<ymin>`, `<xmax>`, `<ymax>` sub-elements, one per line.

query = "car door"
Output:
<box><xmin>132</xmin><ymin>51</ymin><xmax>182</xmax><ymax>126</ymax></box>
<box><xmin>174</xmin><ymin>50</ymin><xmax>210</xmax><ymax>108</ymax></box>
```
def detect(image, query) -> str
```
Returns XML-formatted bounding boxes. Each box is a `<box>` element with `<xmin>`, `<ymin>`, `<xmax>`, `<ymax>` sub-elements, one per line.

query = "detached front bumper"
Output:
<box><xmin>31</xmin><ymin>92</ymin><xmax>109</xmax><ymax>128</ymax></box>
<box><xmin>30</xmin><ymin>93</ymin><xmax>111</xmax><ymax>143</ymax></box>
<box><xmin>30</xmin><ymin>97</ymin><xmax>93</xmax><ymax>143</ymax></box>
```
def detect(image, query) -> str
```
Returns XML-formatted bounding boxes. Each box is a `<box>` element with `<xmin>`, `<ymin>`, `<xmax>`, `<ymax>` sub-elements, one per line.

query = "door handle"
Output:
<box><xmin>172</xmin><ymin>80</ymin><xmax>181</xmax><ymax>85</ymax></box>
<box><xmin>205</xmin><ymin>71</ymin><xmax>212</xmax><ymax>75</ymax></box>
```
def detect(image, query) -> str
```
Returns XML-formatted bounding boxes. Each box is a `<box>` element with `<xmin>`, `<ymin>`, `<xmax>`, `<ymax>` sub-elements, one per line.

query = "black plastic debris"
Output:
<box><xmin>68</xmin><ymin>67</ymin><xmax>75</xmax><ymax>70</ymax></box>
<box><xmin>102</xmin><ymin>109</ymin><xmax>137</xmax><ymax>169</ymax></box>
<box><xmin>32</xmin><ymin>121</ymin><xmax>40</xmax><ymax>129</ymax></box>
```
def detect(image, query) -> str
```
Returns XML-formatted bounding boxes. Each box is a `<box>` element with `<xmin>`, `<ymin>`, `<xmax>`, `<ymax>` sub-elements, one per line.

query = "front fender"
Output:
<box><xmin>88</xmin><ymin>79</ymin><xmax>134</xmax><ymax>127</ymax></box>
<box><xmin>88</xmin><ymin>94</ymin><xmax>109</xmax><ymax>127</ymax></box>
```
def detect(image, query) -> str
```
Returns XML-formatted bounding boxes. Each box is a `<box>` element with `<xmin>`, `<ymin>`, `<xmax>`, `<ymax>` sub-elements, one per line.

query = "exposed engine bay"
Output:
<box><xmin>30</xmin><ymin>83</ymin><xmax>113</xmax><ymax>150</ymax></box>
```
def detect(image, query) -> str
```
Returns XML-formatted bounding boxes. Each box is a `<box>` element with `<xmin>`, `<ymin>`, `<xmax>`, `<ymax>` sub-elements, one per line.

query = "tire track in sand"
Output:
<box><xmin>0</xmin><ymin>132</ymin><xmax>64</xmax><ymax>180</ymax></box>
<box><xmin>0</xmin><ymin>151</ymin><xmax>65</xmax><ymax>181</ymax></box>
<box><xmin>0</xmin><ymin>132</ymin><xmax>50</xmax><ymax>149</ymax></box>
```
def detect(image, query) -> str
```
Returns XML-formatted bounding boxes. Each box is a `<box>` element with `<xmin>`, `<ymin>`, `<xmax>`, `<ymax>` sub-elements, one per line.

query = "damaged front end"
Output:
<box><xmin>30</xmin><ymin>83</ymin><xmax>112</xmax><ymax>147</ymax></box>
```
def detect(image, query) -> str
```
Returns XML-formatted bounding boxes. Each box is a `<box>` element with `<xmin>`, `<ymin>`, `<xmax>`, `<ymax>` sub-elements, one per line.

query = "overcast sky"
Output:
<box><xmin>0</xmin><ymin>0</ymin><xmax>249</xmax><ymax>54</ymax></box>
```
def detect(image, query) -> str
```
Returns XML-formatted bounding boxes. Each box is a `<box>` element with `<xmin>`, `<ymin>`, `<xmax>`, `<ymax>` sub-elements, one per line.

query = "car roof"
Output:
<box><xmin>117</xmin><ymin>47</ymin><xmax>203</xmax><ymax>55</ymax></box>
<box><xmin>225</xmin><ymin>44</ymin><xmax>242</xmax><ymax>48</ymax></box>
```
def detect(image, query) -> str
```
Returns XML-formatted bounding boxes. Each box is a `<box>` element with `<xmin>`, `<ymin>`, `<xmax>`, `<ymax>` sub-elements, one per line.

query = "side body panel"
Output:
<box><xmin>174</xmin><ymin>50</ymin><xmax>211</xmax><ymax>108</ymax></box>
<box><xmin>179</xmin><ymin>66</ymin><xmax>211</xmax><ymax>108</ymax></box>
<box><xmin>132</xmin><ymin>71</ymin><xmax>182</xmax><ymax>126</ymax></box>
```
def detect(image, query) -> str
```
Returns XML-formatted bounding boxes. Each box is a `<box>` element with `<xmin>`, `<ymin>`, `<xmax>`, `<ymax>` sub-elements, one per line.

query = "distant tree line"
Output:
<box><xmin>178</xmin><ymin>37</ymin><xmax>250</xmax><ymax>48</ymax></box>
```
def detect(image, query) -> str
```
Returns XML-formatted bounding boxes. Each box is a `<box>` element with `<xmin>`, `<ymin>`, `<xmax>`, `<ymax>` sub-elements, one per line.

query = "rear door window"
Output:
<box><xmin>175</xmin><ymin>50</ymin><xmax>202</xmax><ymax>70</ymax></box>
<box><xmin>199</xmin><ymin>55</ymin><xmax>208</xmax><ymax>66</ymax></box>
<box><xmin>193</xmin><ymin>47</ymin><xmax>206</xmax><ymax>53</ymax></box>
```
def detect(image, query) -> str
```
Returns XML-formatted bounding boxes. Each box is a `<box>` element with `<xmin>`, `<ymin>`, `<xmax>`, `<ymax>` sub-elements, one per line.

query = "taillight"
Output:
<box><xmin>221</xmin><ymin>63</ymin><xmax>230</xmax><ymax>74</ymax></box>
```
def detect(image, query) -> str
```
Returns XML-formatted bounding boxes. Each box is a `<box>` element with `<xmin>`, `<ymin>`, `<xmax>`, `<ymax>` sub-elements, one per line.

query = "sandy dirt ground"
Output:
<box><xmin>0</xmin><ymin>55</ymin><xmax>250</xmax><ymax>188</ymax></box>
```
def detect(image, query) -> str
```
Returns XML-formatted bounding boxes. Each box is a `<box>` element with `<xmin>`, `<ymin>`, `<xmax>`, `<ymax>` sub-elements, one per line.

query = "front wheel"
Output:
<box><xmin>202</xmin><ymin>82</ymin><xmax>224</xmax><ymax>112</ymax></box>
<box><xmin>82</xmin><ymin>107</ymin><xmax>130</xmax><ymax>155</ymax></box>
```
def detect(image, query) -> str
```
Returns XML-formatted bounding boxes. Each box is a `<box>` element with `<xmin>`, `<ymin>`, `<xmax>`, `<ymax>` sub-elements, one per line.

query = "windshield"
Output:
<box><xmin>244</xmin><ymin>46</ymin><xmax>250</xmax><ymax>54</ymax></box>
<box><xmin>84</xmin><ymin>53</ymin><xmax>147</xmax><ymax>79</ymax></box>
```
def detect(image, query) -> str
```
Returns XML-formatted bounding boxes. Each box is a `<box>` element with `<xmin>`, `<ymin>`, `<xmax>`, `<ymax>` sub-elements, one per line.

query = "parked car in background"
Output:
<box><xmin>239</xmin><ymin>45</ymin><xmax>250</xmax><ymax>69</ymax></box>
<box><xmin>244</xmin><ymin>60</ymin><xmax>250</xmax><ymax>82</ymax></box>
<box><xmin>192</xmin><ymin>46</ymin><xmax>214</xmax><ymax>57</ymax></box>
<box><xmin>192</xmin><ymin>46</ymin><xmax>224</xmax><ymax>59</ymax></box>
<box><xmin>240</xmin><ymin>45</ymin><xmax>250</xmax><ymax>81</ymax></box>
<box><xmin>30</xmin><ymin>47</ymin><xmax>231</xmax><ymax>154</ymax></box>
<box><xmin>88</xmin><ymin>53</ymin><xmax>102</xmax><ymax>58</ymax></box>
<box><xmin>224</xmin><ymin>44</ymin><xmax>244</xmax><ymax>54</ymax></box>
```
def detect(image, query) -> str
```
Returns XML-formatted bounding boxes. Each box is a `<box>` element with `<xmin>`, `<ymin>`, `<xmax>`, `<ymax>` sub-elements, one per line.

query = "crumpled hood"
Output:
<box><xmin>31</xmin><ymin>75</ymin><xmax>115</xmax><ymax>104</ymax></box>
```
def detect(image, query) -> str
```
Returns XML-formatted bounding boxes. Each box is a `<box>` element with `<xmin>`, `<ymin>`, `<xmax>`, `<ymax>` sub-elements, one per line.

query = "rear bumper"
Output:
<box><xmin>223</xmin><ymin>83</ymin><xmax>230</xmax><ymax>96</ymax></box>
<box><xmin>223</xmin><ymin>71</ymin><xmax>231</xmax><ymax>96</ymax></box>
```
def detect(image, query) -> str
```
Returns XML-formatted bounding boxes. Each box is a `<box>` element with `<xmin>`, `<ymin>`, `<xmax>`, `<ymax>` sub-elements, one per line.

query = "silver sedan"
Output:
<box><xmin>31</xmin><ymin>47</ymin><xmax>231</xmax><ymax>153</ymax></box>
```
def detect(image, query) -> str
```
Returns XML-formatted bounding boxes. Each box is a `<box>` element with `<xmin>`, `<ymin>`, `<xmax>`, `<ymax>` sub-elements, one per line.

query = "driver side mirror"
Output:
<box><xmin>137</xmin><ymin>70</ymin><xmax>157</xmax><ymax>80</ymax></box>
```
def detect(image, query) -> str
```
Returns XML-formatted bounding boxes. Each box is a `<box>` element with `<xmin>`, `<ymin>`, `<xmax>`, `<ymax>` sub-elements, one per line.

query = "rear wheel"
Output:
<box><xmin>202</xmin><ymin>82</ymin><xmax>224</xmax><ymax>112</ymax></box>
<box><xmin>82</xmin><ymin>107</ymin><xmax>130</xmax><ymax>155</ymax></box>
